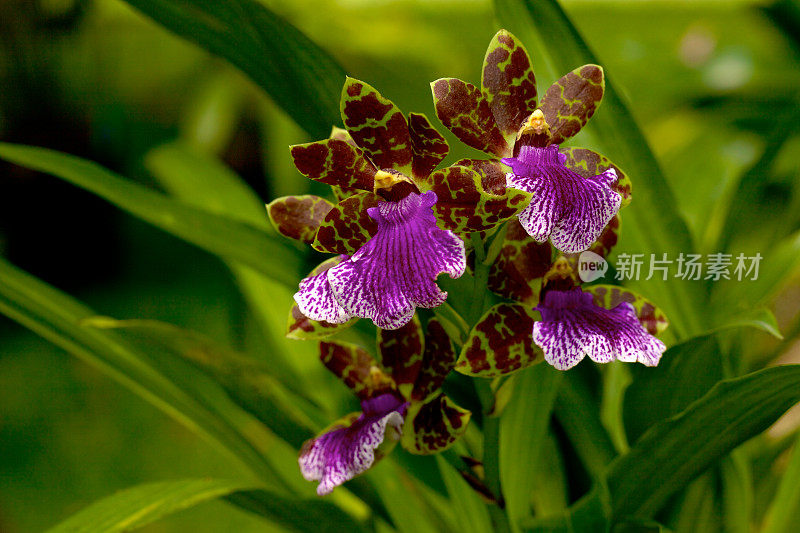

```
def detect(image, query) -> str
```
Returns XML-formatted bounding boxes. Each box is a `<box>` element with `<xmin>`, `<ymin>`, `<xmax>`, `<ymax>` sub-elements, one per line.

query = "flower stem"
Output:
<box><xmin>483</xmin><ymin>221</ymin><xmax>509</xmax><ymax>267</ymax></box>
<box><xmin>476</xmin><ymin>379</ymin><xmax>511</xmax><ymax>532</ymax></box>
<box><xmin>468</xmin><ymin>233</ymin><xmax>490</xmax><ymax>325</ymax></box>
<box><xmin>434</xmin><ymin>302</ymin><xmax>470</xmax><ymax>345</ymax></box>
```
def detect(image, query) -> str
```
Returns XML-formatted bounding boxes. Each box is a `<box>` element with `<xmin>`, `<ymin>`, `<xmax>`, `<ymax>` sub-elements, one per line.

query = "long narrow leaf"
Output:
<box><xmin>0</xmin><ymin>143</ymin><xmax>302</xmax><ymax>288</ymax></box>
<box><xmin>120</xmin><ymin>0</ymin><xmax>345</xmax><ymax>139</ymax></box>
<box><xmin>500</xmin><ymin>364</ymin><xmax>563</xmax><ymax>531</ymax></box>
<box><xmin>435</xmin><ymin>456</ymin><xmax>493</xmax><ymax>533</ymax></box>
<box><xmin>145</xmin><ymin>142</ymin><xmax>314</xmax><ymax>389</ymax></box>
<box><xmin>83</xmin><ymin>317</ymin><xmax>323</xmax><ymax>448</ymax></box>
<box><xmin>761</xmin><ymin>430</ymin><xmax>800</xmax><ymax>533</ymax></box>
<box><xmin>0</xmin><ymin>258</ymin><xmax>289</xmax><ymax>490</ymax></box>
<box><xmin>226</xmin><ymin>489</ymin><xmax>369</xmax><ymax>533</ymax></box>
<box><xmin>46</xmin><ymin>479</ymin><xmax>254</xmax><ymax>533</ymax></box>
<box><xmin>607</xmin><ymin>364</ymin><xmax>800</xmax><ymax>520</ymax></box>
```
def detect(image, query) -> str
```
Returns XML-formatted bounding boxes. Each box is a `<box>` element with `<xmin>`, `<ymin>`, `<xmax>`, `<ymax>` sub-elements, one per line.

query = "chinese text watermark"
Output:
<box><xmin>577</xmin><ymin>252</ymin><xmax>762</xmax><ymax>283</ymax></box>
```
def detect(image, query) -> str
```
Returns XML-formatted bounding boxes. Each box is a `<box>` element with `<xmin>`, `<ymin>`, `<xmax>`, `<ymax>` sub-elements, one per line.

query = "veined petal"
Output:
<box><xmin>549</xmin><ymin>168</ymin><xmax>620</xmax><ymax>253</ymax></box>
<box><xmin>294</xmin><ymin>265</ymin><xmax>351</xmax><ymax>325</ymax></box>
<box><xmin>503</xmin><ymin>145</ymin><xmax>621</xmax><ymax>253</ymax></box>
<box><xmin>327</xmin><ymin>191</ymin><xmax>466</xmax><ymax>330</ymax></box>
<box><xmin>299</xmin><ymin>394</ymin><xmax>406</xmax><ymax>495</ymax></box>
<box><xmin>507</xmin><ymin>173</ymin><xmax>557</xmax><ymax>242</ymax></box>
<box><xmin>533</xmin><ymin>288</ymin><xmax>666</xmax><ymax>370</ymax></box>
<box><xmin>288</xmin><ymin>257</ymin><xmax>356</xmax><ymax>339</ymax></box>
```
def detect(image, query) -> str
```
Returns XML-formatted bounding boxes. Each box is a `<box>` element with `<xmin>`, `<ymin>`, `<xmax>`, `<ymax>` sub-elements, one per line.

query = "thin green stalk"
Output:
<box><xmin>434</xmin><ymin>302</ymin><xmax>471</xmax><ymax>347</ymax></box>
<box><xmin>469</xmin><ymin>233</ymin><xmax>490</xmax><ymax>325</ymax></box>
<box><xmin>476</xmin><ymin>380</ymin><xmax>512</xmax><ymax>533</ymax></box>
<box><xmin>483</xmin><ymin>222</ymin><xmax>509</xmax><ymax>267</ymax></box>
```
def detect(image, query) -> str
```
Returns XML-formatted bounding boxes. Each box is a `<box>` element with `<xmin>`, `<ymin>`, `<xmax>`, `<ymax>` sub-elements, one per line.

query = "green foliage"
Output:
<box><xmin>118</xmin><ymin>0</ymin><xmax>344</xmax><ymax>139</ymax></box>
<box><xmin>0</xmin><ymin>143</ymin><xmax>302</xmax><ymax>288</ymax></box>
<box><xmin>500</xmin><ymin>364</ymin><xmax>563</xmax><ymax>530</ymax></box>
<box><xmin>608</xmin><ymin>365</ymin><xmax>800</xmax><ymax>519</ymax></box>
<box><xmin>2</xmin><ymin>0</ymin><xmax>800</xmax><ymax>531</ymax></box>
<box><xmin>46</xmin><ymin>478</ymin><xmax>254</xmax><ymax>533</ymax></box>
<box><xmin>0</xmin><ymin>258</ymin><xmax>291</xmax><ymax>490</ymax></box>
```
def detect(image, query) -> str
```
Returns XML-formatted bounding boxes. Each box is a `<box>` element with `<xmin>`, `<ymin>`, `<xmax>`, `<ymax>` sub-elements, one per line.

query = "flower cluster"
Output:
<box><xmin>299</xmin><ymin>319</ymin><xmax>469</xmax><ymax>494</ymax></box>
<box><xmin>267</xmin><ymin>29</ymin><xmax>666</xmax><ymax>495</ymax></box>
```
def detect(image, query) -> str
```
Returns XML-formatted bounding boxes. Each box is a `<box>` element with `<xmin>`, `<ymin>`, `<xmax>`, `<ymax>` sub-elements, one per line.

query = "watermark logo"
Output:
<box><xmin>578</xmin><ymin>251</ymin><xmax>608</xmax><ymax>283</ymax></box>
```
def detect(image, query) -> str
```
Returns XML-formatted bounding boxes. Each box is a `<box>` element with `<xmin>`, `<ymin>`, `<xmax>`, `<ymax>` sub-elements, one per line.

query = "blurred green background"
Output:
<box><xmin>1</xmin><ymin>0</ymin><xmax>799</xmax><ymax>531</ymax></box>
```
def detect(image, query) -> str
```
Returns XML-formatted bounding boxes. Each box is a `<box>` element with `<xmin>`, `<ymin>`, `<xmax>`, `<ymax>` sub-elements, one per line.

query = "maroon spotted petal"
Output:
<box><xmin>341</xmin><ymin>77</ymin><xmax>413</xmax><ymax>173</ymax></box>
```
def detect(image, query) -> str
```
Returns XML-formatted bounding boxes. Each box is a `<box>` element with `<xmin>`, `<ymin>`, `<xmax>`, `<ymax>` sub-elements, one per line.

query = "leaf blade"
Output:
<box><xmin>120</xmin><ymin>0</ymin><xmax>345</xmax><ymax>138</ymax></box>
<box><xmin>608</xmin><ymin>365</ymin><xmax>800</xmax><ymax>520</ymax></box>
<box><xmin>46</xmin><ymin>479</ymin><xmax>253</xmax><ymax>533</ymax></box>
<box><xmin>0</xmin><ymin>143</ymin><xmax>302</xmax><ymax>288</ymax></box>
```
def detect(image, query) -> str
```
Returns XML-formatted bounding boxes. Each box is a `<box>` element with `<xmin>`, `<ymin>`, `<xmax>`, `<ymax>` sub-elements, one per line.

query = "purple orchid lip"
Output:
<box><xmin>294</xmin><ymin>191</ymin><xmax>466</xmax><ymax>330</ymax></box>
<box><xmin>503</xmin><ymin>145</ymin><xmax>621</xmax><ymax>254</ymax></box>
<box><xmin>533</xmin><ymin>287</ymin><xmax>666</xmax><ymax>370</ymax></box>
<box><xmin>298</xmin><ymin>393</ymin><xmax>407</xmax><ymax>495</ymax></box>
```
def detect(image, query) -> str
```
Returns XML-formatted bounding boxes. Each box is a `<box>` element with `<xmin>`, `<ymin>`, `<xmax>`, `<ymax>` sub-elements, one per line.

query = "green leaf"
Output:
<box><xmin>267</xmin><ymin>195</ymin><xmax>334</xmax><ymax>245</ymax></box>
<box><xmin>555</xmin><ymin>370</ymin><xmax>617</xmax><ymax>481</ymax></box>
<box><xmin>761</xmin><ymin>430</ymin><xmax>800</xmax><ymax>533</ymax></box>
<box><xmin>521</xmin><ymin>485</ymin><xmax>611</xmax><ymax>533</ymax></box>
<box><xmin>0</xmin><ymin>258</ymin><xmax>290</xmax><ymax>489</ymax></box>
<box><xmin>340</xmin><ymin>77</ymin><xmax>414</xmax><ymax>174</ymax></box>
<box><xmin>500</xmin><ymin>364</ymin><xmax>563</xmax><ymax>531</ymax></box>
<box><xmin>623</xmin><ymin>334</ymin><xmax>723</xmax><ymax>444</ymax></box>
<box><xmin>369</xmin><ymin>460</ymin><xmax>442</xmax><ymax>533</ymax></box>
<box><xmin>607</xmin><ymin>365</ymin><xmax>800</xmax><ymax>520</ymax></box>
<box><xmin>481</xmin><ymin>29</ymin><xmax>538</xmax><ymax>141</ymax></box>
<box><xmin>0</xmin><ymin>143</ymin><xmax>302</xmax><ymax>288</ymax></box>
<box><xmin>145</xmin><ymin>141</ymin><xmax>270</xmax><ymax>228</ymax></box>
<box><xmin>494</xmin><ymin>0</ymin><xmax>706</xmax><ymax>338</ymax></box>
<box><xmin>435</xmin><ymin>455</ymin><xmax>494</xmax><ymax>533</ymax></box>
<box><xmin>145</xmin><ymin>141</ymin><xmax>313</xmax><ymax>390</ymax></box>
<box><xmin>83</xmin><ymin>317</ymin><xmax>323</xmax><ymax>449</ymax></box>
<box><xmin>226</xmin><ymin>489</ymin><xmax>369</xmax><ymax>533</ymax></box>
<box><xmin>709</xmin><ymin>308</ymin><xmax>783</xmax><ymax>340</ymax></box>
<box><xmin>46</xmin><ymin>478</ymin><xmax>253</xmax><ymax>533</ymax></box>
<box><xmin>713</xmin><ymin>230</ymin><xmax>800</xmax><ymax>317</ymax></box>
<box><xmin>720</xmin><ymin>453</ymin><xmax>753</xmax><ymax>533</ymax></box>
<box><xmin>119</xmin><ymin>0</ymin><xmax>344</xmax><ymax>139</ymax></box>
<box><xmin>456</xmin><ymin>303</ymin><xmax>543</xmax><ymax>377</ymax></box>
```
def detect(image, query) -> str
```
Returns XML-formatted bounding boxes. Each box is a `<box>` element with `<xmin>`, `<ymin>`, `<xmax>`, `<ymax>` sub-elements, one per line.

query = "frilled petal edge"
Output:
<box><xmin>326</xmin><ymin>191</ymin><xmax>466</xmax><ymax>330</ymax></box>
<box><xmin>533</xmin><ymin>289</ymin><xmax>666</xmax><ymax>370</ymax></box>
<box><xmin>294</xmin><ymin>270</ymin><xmax>352</xmax><ymax>324</ymax></box>
<box><xmin>299</xmin><ymin>407</ymin><xmax>404</xmax><ymax>495</ymax></box>
<box><xmin>503</xmin><ymin>145</ymin><xmax>621</xmax><ymax>253</ymax></box>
